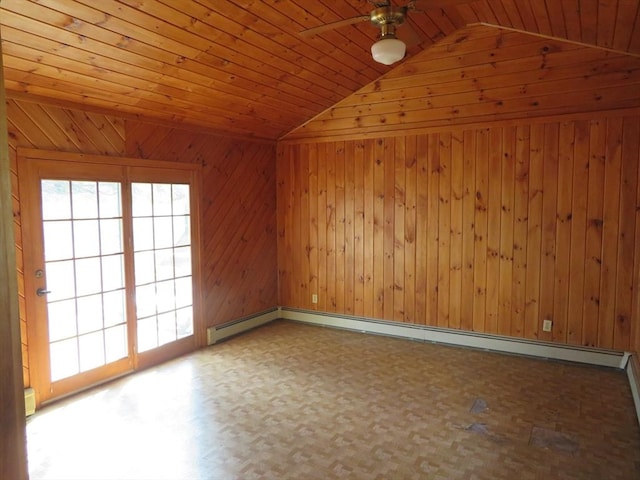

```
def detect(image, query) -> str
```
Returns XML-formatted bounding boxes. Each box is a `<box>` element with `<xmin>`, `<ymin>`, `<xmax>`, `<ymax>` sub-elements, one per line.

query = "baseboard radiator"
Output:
<box><xmin>207</xmin><ymin>307</ymin><xmax>281</xmax><ymax>345</ymax></box>
<box><xmin>279</xmin><ymin>308</ymin><xmax>628</xmax><ymax>369</ymax></box>
<box><xmin>205</xmin><ymin>306</ymin><xmax>628</xmax><ymax>369</ymax></box>
<box><xmin>277</xmin><ymin>308</ymin><xmax>640</xmax><ymax>425</ymax></box>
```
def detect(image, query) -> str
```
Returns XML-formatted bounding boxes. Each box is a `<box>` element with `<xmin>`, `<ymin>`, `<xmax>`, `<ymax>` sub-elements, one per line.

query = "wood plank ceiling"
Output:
<box><xmin>1</xmin><ymin>0</ymin><xmax>639</xmax><ymax>141</ymax></box>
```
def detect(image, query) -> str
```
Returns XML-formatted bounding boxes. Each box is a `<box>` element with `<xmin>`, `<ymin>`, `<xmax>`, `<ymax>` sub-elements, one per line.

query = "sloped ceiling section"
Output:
<box><xmin>285</xmin><ymin>24</ymin><xmax>640</xmax><ymax>140</ymax></box>
<box><xmin>0</xmin><ymin>1</ymin><xmax>639</xmax><ymax>141</ymax></box>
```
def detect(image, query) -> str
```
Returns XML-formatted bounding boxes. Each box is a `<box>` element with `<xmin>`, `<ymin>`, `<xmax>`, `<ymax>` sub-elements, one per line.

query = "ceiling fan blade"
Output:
<box><xmin>299</xmin><ymin>15</ymin><xmax>370</xmax><ymax>37</ymax></box>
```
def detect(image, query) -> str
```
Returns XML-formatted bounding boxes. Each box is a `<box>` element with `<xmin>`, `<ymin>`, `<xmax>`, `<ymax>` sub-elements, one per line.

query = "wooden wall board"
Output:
<box><xmin>617</xmin><ymin>116</ymin><xmax>639</xmax><ymax>351</ymax></box>
<box><xmin>473</xmin><ymin>128</ymin><xmax>489</xmax><ymax>334</ymax></box>
<box><xmin>511</xmin><ymin>124</ymin><xmax>529</xmax><ymax>338</ymax></box>
<box><xmin>583</xmin><ymin>120</ymin><xmax>606</xmax><ymax>347</ymax></box>
<box><xmin>393</xmin><ymin>138</ymin><xmax>405</xmax><ymax>322</ymax></box>
<box><xmin>415</xmin><ymin>135</ymin><xmax>429</xmax><ymax>325</ymax></box>
<box><xmin>0</xmin><ymin>38</ymin><xmax>28</xmax><ymax>479</ymax></box>
<box><xmin>461</xmin><ymin>129</ymin><xmax>476</xmax><ymax>332</ymax></box>
<box><xmin>277</xmin><ymin>115</ymin><xmax>640</xmax><ymax>351</ymax></box>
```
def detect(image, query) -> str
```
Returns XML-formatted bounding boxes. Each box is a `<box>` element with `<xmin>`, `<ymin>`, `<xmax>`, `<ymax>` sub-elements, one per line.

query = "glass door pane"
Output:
<box><xmin>131</xmin><ymin>182</ymin><xmax>194</xmax><ymax>353</ymax></box>
<box><xmin>41</xmin><ymin>180</ymin><xmax>127</xmax><ymax>382</ymax></box>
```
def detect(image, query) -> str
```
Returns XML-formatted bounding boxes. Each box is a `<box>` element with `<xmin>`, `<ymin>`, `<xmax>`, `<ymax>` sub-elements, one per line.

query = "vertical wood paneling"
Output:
<box><xmin>499</xmin><ymin>127</ymin><xmax>515</xmax><ymax>336</ymax></box>
<box><xmin>449</xmin><ymin>132</ymin><xmax>464</xmax><ymax>330</ymax></box>
<box><xmin>567</xmin><ymin>121</ymin><xmax>590</xmax><ymax>345</ymax></box>
<box><xmin>415</xmin><ymin>135</ymin><xmax>429</xmax><ymax>324</ymax></box>
<box><xmin>325</xmin><ymin>142</ymin><xmax>337</xmax><ymax>312</ymax></box>
<box><xmin>344</xmin><ymin>142</ymin><xmax>355</xmax><ymax>316</ymax></box>
<box><xmin>438</xmin><ymin>133</ymin><xmax>451</xmax><ymax>329</ymax></box>
<box><xmin>362</xmin><ymin>142</ymin><xmax>374</xmax><ymax>318</ymax></box>
<box><xmin>317</xmin><ymin>144</ymin><xmax>328</xmax><ymax>312</ymax></box>
<box><xmin>309</xmin><ymin>145</ymin><xmax>319</xmax><ymax>311</ymax></box>
<box><xmin>633</xmin><ymin>118</ymin><xmax>640</xmax><ymax>354</ymax></box>
<box><xmin>511</xmin><ymin>125</ymin><xmax>530</xmax><ymax>337</ymax></box>
<box><xmin>539</xmin><ymin>123</ymin><xmax>559</xmax><ymax>342</ymax></box>
<box><xmin>1</xmin><ymin>56</ymin><xmax>28</xmax><ymax>480</ymax></box>
<box><xmin>525</xmin><ymin>124</ymin><xmax>544</xmax><ymax>340</ymax></box>
<box><xmin>461</xmin><ymin>130</ymin><xmax>476</xmax><ymax>332</ymax></box>
<box><xmin>583</xmin><ymin>120</ymin><xmax>606</xmax><ymax>347</ymax></box>
<box><xmin>427</xmin><ymin>134</ymin><xmax>440</xmax><ymax>326</ymax></box>
<box><xmin>473</xmin><ymin>129</ymin><xmax>489</xmax><ymax>334</ymax></box>
<box><xmin>353</xmin><ymin>141</ymin><xmax>364</xmax><ymax>317</ymax></box>
<box><xmin>373</xmin><ymin>140</ymin><xmax>385</xmax><ymax>319</ymax></box>
<box><xmin>335</xmin><ymin>142</ymin><xmax>346</xmax><ymax>314</ymax></box>
<box><xmin>383</xmin><ymin>138</ymin><xmax>395</xmax><ymax>322</ymax></box>
<box><xmin>486</xmin><ymin>129</ymin><xmax>501</xmax><ymax>334</ymax></box>
<box><xmin>394</xmin><ymin>139</ymin><xmax>405</xmax><ymax>322</ymax></box>
<box><xmin>599</xmin><ymin>118</ymin><xmax>623</xmax><ymax>348</ymax></box>
<box><xmin>554</xmin><ymin>122</ymin><xmax>575</xmax><ymax>343</ymax></box>
<box><xmin>616</xmin><ymin>117</ymin><xmax>639</xmax><ymax>350</ymax></box>
<box><xmin>278</xmin><ymin>116</ymin><xmax>640</xmax><ymax>352</ymax></box>
<box><xmin>404</xmin><ymin>136</ymin><xmax>417</xmax><ymax>324</ymax></box>
<box><xmin>299</xmin><ymin>144</ymin><xmax>310</xmax><ymax>309</ymax></box>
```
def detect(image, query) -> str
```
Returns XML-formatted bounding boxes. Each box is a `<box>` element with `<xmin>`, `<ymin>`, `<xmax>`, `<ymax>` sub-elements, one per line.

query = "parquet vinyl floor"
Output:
<box><xmin>27</xmin><ymin>320</ymin><xmax>640</xmax><ymax>479</ymax></box>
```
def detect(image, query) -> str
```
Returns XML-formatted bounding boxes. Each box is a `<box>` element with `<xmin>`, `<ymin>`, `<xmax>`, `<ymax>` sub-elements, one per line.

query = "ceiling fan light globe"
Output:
<box><xmin>371</xmin><ymin>38</ymin><xmax>406</xmax><ymax>65</ymax></box>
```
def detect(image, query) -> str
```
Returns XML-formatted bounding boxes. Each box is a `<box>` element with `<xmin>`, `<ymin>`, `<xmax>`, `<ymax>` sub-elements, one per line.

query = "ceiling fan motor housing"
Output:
<box><xmin>370</xmin><ymin>6</ymin><xmax>406</xmax><ymax>39</ymax></box>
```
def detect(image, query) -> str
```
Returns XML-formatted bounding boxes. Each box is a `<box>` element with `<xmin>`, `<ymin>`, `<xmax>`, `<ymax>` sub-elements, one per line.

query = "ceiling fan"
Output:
<box><xmin>300</xmin><ymin>0</ymin><xmax>473</xmax><ymax>65</ymax></box>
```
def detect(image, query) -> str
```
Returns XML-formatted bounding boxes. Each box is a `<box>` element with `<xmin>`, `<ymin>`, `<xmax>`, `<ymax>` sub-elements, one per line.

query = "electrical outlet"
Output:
<box><xmin>312</xmin><ymin>294</ymin><xmax>318</xmax><ymax>304</ymax></box>
<box><xmin>542</xmin><ymin>319</ymin><xmax>553</xmax><ymax>332</ymax></box>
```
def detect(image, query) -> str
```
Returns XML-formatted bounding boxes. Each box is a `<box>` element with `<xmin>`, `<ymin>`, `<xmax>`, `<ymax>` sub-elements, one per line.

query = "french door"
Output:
<box><xmin>19</xmin><ymin>149</ymin><xmax>203</xmax><ymax>405</ymax></box>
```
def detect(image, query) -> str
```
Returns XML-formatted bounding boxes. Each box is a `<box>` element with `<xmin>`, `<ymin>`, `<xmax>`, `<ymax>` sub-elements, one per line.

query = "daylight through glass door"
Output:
<box><xmin>132</xmin><ymin>182</ymin><xmax>193</xmax><ymax>352</ymax></box>
<box><xmin>42</xmin><ymin>180</ymin><xmax>126</xmax><ymax>382</ymax></box>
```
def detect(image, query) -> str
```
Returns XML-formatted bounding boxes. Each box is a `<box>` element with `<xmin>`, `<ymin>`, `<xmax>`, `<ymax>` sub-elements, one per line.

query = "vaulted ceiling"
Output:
<box><xmin>1</xmin><ymin>0</ymin><xmax>639</xmax><ymax>141</ymax></box>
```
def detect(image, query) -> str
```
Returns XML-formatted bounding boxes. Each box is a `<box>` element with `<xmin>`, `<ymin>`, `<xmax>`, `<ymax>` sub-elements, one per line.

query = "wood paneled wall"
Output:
<box><xmin>125</xmin><ymin>122</ymin><xmax>278</xmax><ymax>326</ymax></box>
<box><xmin>8</xmin><ymin>98</ymin><xmax>278</xmax><ymax>389</ymax></box>
<box><xmin>277</xmin><ymin>116</ymin><xmax>640</xmax><ymax>352</ymax></box>
<box><xmin>0</xmin><ymin>44</ymin><xmax>28</xmax><ymax>480</ymax></box>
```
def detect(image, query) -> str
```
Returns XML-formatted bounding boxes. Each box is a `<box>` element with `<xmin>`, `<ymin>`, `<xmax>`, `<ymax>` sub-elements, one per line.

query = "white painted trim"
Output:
<box><xmin>207</xmin><ymin>308</ymin><xmax>280</xmax><ymax>345</ymax></box>
<box><xmin>626</xmin><ymin>355</ymin><xmax>640</xmax><ymax>427</ymax></box>
<box><xmin>280</xmin><ymin>308</ymin><xmax>627</xmax><ymax>369</ymax></box>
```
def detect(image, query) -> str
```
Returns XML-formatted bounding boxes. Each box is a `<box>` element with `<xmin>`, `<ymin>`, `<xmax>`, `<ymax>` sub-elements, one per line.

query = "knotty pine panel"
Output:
<box><xmin>285</xmin><ymin>26</ymin><xmax>640</xmax><ymax>142</ymax></box>
<box><xmin>277</xmin><ymin>116</ymin><xmax>640</xmax><ymax>352</ymax></box>
<box><xmin>126</xmin><ymin>123</ymin><xmax>278</xmax><ymax>327</ymax></box>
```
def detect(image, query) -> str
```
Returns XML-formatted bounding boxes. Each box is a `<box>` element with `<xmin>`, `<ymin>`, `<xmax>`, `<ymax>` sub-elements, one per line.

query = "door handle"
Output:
<box><xmin>36</xmin><ymin>288</ymin><xmax>51</xmax><ymax>297</ymax></box>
